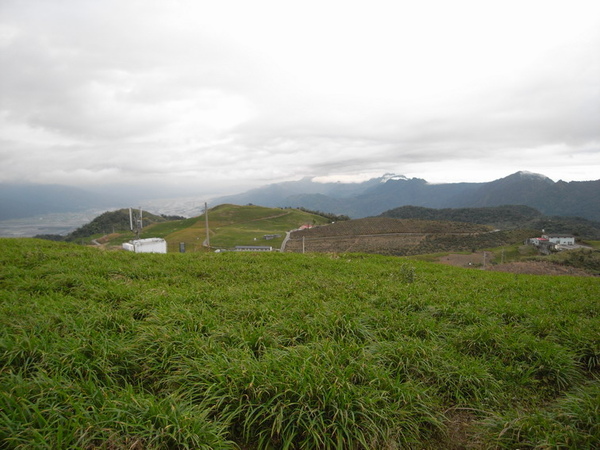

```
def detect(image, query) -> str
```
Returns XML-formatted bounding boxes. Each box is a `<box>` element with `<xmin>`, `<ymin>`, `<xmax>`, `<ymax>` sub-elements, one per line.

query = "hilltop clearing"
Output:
<box><xmin>1</xmin><ymin>239</ymin><xmax>598</xmax><ymax>448</ymax></box>
<box><xmin>162</xmin><ymin>204</ymin><xmax>332</xmax><ymax>251</ymax></box>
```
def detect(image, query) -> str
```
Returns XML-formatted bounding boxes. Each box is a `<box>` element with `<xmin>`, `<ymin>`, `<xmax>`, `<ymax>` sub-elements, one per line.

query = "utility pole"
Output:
<box><xmin>204</xmin><ymin>202</ymin><xmax>210</xmax><ymax>249</ymax></box>
<box><xmin>129</xmin><ymin>207</ymin><xmax>142</xmax><ymax>239</ymax></box>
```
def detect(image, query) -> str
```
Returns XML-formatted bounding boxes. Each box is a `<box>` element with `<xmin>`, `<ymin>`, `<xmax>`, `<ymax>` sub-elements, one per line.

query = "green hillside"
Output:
<box><xmin>65</xmin><ymin>208</ymin><xmax>168</xmax><ymax>242</ymax></box>
<box><xmin>51</xmin><ymin>205</ymin><xmax>331</xmax><ymax>252</ymax></box>
<box><xmin>1</xmin><ymin>238</ymin><xmax>598</xmax><ymax>448</ymax></box>
<box><xmin>197</xmin><ymin>204</ymin><xmax>330</xmax><ymax>250</ymax></box>
<box><xmin>156</xmin><ymin>204</ymin><xmax>330</xmax><ymax>252</ymax></box>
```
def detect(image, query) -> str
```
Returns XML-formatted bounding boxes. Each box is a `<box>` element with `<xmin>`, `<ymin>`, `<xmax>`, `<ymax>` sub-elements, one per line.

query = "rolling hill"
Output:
<box><xmin>60</xmin><ymin>204</ymin><xmax>333</xmax><ymax>253</ymax></box>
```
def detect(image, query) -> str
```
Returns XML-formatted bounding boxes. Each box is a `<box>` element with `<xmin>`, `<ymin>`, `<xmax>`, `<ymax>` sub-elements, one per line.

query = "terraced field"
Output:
<box><xmin>284</xmin><ymin>217</ymin><xmax>530</xmax><ymax>256</ymax></box>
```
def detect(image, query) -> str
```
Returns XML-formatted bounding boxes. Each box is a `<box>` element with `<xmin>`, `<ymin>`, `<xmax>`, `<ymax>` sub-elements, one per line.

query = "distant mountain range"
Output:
<box><xmin>2</xmin><ymin>171</ymin><xmax>599</xmax><ymax>224</ymax></box>
<box><xmin>215</xmin><ymin>172</ymin><xmax>600</xmax><ymax>221</ymax></box>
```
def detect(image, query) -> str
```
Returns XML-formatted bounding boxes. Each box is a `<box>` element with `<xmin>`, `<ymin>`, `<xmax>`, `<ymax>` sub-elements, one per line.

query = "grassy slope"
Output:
<box><xmin>287</xmin><ymin>217</ymin><xmax>533</xmax><ymax>257</ymax></box>
<box><xmin>1</xmin><ymin>239</ymin><xmax>598</xmax><ymax>449</ymax></box>
<box><xmin>104</xmin><ymin>205</ymin><xmax>329</xmax><ymax>253</ymax></box>
<box><xmin>162</xmin><ymin>204</ymin><xmax>329</xmax><ymax>251</ymax></box>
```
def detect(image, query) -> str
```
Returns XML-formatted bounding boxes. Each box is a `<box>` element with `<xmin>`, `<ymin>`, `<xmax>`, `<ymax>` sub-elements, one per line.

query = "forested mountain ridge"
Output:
<box><xmin>380</xmin><ymin>205</ymin><xmax>600</xmax><ymax>239</ymax></box>
<box><xmin>64</xmin><ymin>209</ymin><xmax>168</xmax><ymax>241</ymax></box>
<box><xmin>215</xmin><ymin>172</ymin><xmax>600</xmax><ymax>221</ymax></box>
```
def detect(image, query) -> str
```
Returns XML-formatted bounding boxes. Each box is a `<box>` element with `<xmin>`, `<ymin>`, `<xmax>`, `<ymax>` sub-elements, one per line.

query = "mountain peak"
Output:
<box><xmin>379</xmin><ymin>173</ymin><xmax>409</xmax><ymax>183</ymax></box>
<box><xmin>511</xmin><ymin>171</ymin><xmax>553</xmax><ymax>182</ymax></box>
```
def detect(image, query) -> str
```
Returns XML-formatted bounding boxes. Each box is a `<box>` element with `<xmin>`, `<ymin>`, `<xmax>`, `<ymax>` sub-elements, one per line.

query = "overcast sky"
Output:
<box><xmin>1</xmin><ymin>0</ymin><xmax>599</xmax><ymax>197</ymax></box>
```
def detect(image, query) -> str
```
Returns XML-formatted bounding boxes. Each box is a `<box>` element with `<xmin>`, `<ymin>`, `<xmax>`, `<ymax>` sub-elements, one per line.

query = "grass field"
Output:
<box><xmin>1</xmin><ymin>238</ymin><xmax>599</xmax><ymax>448</ymax></box>
<box><xmin>202</xmin><ymin>205</ymin><xmax>329</xmax><ymax>250</ymax></box>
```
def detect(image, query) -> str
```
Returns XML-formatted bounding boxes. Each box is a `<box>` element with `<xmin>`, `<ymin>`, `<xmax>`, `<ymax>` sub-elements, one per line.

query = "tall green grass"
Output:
<box><xmin>1</xmin><ymin>238</ymin><xmax>598</xmax><ymax>448</ymax></box>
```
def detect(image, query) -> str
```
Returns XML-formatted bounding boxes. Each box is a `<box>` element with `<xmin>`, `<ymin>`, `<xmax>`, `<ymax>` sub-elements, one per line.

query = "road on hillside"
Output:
<box><xmin>280</xmin><ymin>231</ymin><xmax>291</xmax><ymax>252</ymax></box>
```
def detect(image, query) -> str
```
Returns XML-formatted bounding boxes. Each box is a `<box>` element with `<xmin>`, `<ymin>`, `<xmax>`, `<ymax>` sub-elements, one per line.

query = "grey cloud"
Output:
<box><xmin>1</xmin><ymin>0</ymin><xmax>599</xmax><ymax>192</ymax></box>
<box><xmin>1</xmin><ymin>2</ymin><xmax>254</xmax><ymax>144</ymax></box>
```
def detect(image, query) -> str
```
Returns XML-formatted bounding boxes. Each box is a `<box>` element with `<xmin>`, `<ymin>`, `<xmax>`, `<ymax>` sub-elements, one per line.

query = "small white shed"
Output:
<box><xmin>122</xmin><ymin>238</ymin><xmax>167</xmax><ymax>254</ymax></box>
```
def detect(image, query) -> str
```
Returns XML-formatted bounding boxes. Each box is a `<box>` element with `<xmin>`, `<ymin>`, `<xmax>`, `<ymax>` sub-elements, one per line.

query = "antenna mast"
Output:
<box><xmin>138</xmin><ymin>206</ymin><xmax>143</xmax><ymax>236</ymax></box>
<box><xmin>205</xmin><ymin>202</ymin><xmax>210</xmax><ymax>249</ymax></box>
<box><xmin>129</xmin><ymin>207</ymin><xmax>142</xmax><ymax>239</ymax></box>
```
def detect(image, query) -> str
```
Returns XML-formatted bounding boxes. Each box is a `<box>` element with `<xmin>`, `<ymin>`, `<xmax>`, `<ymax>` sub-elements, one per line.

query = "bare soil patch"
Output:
<box><xmin>488</xmin><ymin>261</ymin><xmax>592</xmax><ymax>276</ymax></box>
<box><xmin>438</xmin><ymin>253</ymin><xmax>592</xmax><ymax>276</ymax></box>
<box><xmin>438</xmin><ymin>252</ymin><xmax>494</xmax><ymax>268</ymax></box>
<box><xmin>441</xmin><ymin>409</ymin><xmax>478</xmax><ymax>450</ymax></box>
<box><xmin>97</xmin><ymin>233</ymin><xmax>121</xmax><ymax>244</ymax></box>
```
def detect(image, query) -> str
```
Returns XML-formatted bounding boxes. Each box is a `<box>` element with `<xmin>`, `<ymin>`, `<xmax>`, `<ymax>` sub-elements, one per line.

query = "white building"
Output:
<box><xmin>122</xmin><ymin>238</ymin><xmax>167</xmax><ymax>254</ymax></box>
<box><xmin>543</xmin><ymin>234</ymin><xmax>575</xmax><ymax>246</ymax></box>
